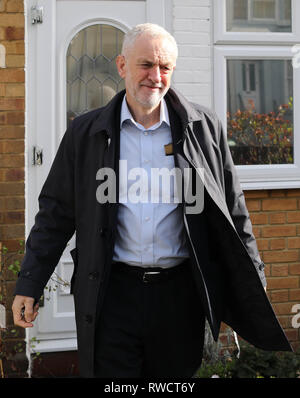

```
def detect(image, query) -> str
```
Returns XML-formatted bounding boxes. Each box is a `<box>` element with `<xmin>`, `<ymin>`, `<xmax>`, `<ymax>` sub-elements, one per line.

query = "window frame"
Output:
<box><xmin>214</xmin><ymin>45</ymin><xmax>300</xmax><ymax>189</ymax></box>
<box><xmin>213</xmin><ymin>0</ymin><xmax>300</xmax><ymax>189</ymax></box>
<box><xmin>214</xmin><ymin>0</ymin><xmax>300</xmax><ymax>44</ymax></box>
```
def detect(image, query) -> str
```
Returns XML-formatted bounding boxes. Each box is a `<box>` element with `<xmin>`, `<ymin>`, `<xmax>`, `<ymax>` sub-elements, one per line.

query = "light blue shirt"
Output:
<box><xmin>112</xmin><ymin>96</ymin><xmax>189</xmax><ymax>268</ymax></box>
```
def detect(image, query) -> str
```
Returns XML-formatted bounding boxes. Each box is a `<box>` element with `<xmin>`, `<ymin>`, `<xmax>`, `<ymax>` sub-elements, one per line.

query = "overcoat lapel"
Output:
<box><xmin>166</xmin><ymin>88</ymin><xmax>235</xmax><ymax>229</ymax></box>
<box><xmin>89</xmin><ymin>92</ymin><xmax>123</xmax><ymax>231</ymax></box>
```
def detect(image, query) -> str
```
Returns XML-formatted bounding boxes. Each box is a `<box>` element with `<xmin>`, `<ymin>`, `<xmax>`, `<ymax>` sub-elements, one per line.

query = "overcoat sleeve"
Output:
<box><xmin>217</xmin><ymin>118</ymin><xmax>267</xmax><ymax>287</ymax></box>
<box><xmin>14</xmin><ymin>123</ymin><xmax>76</xmax><ymax>300</ymax></box>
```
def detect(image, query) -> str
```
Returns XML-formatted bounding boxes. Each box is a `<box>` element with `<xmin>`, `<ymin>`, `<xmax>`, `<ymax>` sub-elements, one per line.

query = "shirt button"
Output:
<box><xmin>144</xmin><ymin>131</ymin><xmax>148</xmax><ymax>136</ymax></box>
<box><xmin>145</xmin><ymin>217</ymin><xmax>150</xmax><ymax>221</ymax></box>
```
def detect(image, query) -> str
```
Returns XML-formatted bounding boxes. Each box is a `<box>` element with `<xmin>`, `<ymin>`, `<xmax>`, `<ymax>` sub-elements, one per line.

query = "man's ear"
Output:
<box><xmin>116</xmin><ymin>55</ymin><xmax>126</xmax><ymax>79</ymax></box>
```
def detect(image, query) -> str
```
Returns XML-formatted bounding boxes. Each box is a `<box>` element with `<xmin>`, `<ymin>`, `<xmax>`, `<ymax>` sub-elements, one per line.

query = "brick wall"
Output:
<box><xmin>0</xmin><ymin>0</ymin><xmax>27</xmax><ymax>378</ymax></box>
<box><xmin>245</xmin><ymin>189</ymin><xmax>300</xmax><ymax>349</ymax></box>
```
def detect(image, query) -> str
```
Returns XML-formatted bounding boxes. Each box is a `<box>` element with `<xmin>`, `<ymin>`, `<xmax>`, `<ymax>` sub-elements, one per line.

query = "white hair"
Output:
<box><xmin>121</xmin><ymin>23</ymin><xmax>178</xmax><ymax>59</ymax></box>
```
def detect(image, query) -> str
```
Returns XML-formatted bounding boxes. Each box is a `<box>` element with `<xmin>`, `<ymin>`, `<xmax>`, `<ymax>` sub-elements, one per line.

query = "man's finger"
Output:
<box><xmin>32</xmin><ymin>303</ymin><xmax>39</xmax><ymax>321</ymax></box>
<box><xmin>24</xmin><ymin>301</ymin><xmax>34</xmax><ymax>323</ymax></box>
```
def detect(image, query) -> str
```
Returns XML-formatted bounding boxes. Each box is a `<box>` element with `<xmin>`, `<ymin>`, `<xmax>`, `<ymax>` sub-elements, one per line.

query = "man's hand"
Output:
<box><xmin>12</xmin><ymin>295</ymin><xmax>39</xmax><ymax>328</ymax></box>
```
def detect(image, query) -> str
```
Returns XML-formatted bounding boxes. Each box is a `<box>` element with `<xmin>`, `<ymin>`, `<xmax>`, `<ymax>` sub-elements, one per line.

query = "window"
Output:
<box><xmin>214</xmin><ymin>0</ymin><xmax>300</xmax><ymax>43</ymax></box>
<box><xmin>66</xmin><ymin>24</ymin><xmax>125</xmax><ymax>127</ymax></box>
<box><xmin>226</xmin><ymin>0</ymin><xmax>292</xmax><ymax>32</ymax></box>
<box><xmin>227</xmin><ymin>59</ymin><xmax>293</xmax><ymax>165</ymax></box>
<box><xmin>213</xmin><ymin>0</ymin><xmax>300</xmax><ymax>189</ymax></box>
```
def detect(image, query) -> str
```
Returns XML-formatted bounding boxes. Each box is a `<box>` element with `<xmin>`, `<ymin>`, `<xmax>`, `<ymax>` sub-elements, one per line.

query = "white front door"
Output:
<box><xmin>26</xmin><ymin>0</ymin><xmax>171</xmax><ymax>353</ymax></box>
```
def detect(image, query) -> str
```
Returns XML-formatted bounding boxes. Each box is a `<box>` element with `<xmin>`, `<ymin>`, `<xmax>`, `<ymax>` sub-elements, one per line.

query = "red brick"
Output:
<box><xmin>0</xmin><ymin>83</ymin><xmax>5</xmax><ymax>96</ymax></box>
<box><xmin>252</xmin><ymin>226</ymin><xmax>261</xmax><ymax>238</ymax></box>
<box><xmin>5</xmin><ymin>83</ymin><xmax>25</xmax><ymax>97</ymax></box>
<box><xmin>4</xmin><ymin>196</ymin><xmax>24</xmax><ymax>210</ymax></box>
<box><xmin>5</xmin><ymin>168</ymin><xmax>24</xmax><ymax>181</ymax></box>
<box><xmin>289</xmin><ymin>289</ymin><xmax>300</xmax><ymax>301</ymax></box>
<box><xmin>271</xmin><ymin>264</ymin><xmax>289</xmax><ymax>276</ymax></box>
<box><xmin>0</xmin><ymin>126</ymin><xmax>24</xmax><ymax>138</ymax></box>
<box><xmin>244</xmin><ymin>190</ymin><xmax>269</xmax><ymax>199</ymax></box>
<box><xmin>6</xmin><ymin>0</ymin><xmax>24</xmax><ymax>13</ymax></box>
<box><xmin>0</xmin><ymin>154</ymin><xmax>23</xmax><ymax>167</ymax></box>
<box><xmin>269</xmin><ymin>212</ymin><xmax>286</xmax><ymax>224</ymax></box>
<box><xmin>6</xmin><ymin>111</ymin><xmax>24</xmax><ymax>125</ymax></box>
<box><xmin>269</xmin><ymin>238</ymin><xmax>286</xmax><ymax>250</ymax></box>
<box><xmin>1</xmin><ymin>239</ymin><xmax>24</xmax><ymax>252</ymax></box>
<box><xmin>0</xmin><ymin>1</ymin><xmax>6</xmax><ymax>12</ymax></box>
<box><xmin>250</xmin><ymin>212</ymin><xmax>268</xmax><ymax>225</ymax></box>
<box><xmin>0</xmin><ymin>26</ymin><xmax>24</xmax><ymax>40</ymax></box>
<box><xmin>6</xmin><ymin>55</ymin><xmax>25</xmax><ymax>68</ymax></box>
<box><xmin>288</xmin><ymin>237</ymin><xmax>300</xmax><ymax>249</ymax></box>
<box><xmin>4</xmin><ymin>210</ymin><xmax>24</xmax><ymax>223</ymax></box>
<box><xmin>0</xmin><ymin>140</ymin><xmax>24</xmax><ymax>153</ymax></box>
<box><xmin>270</xmin><ymin>290</ymin><xmax>289</xmax><ymax>302</ymax></box>
<box><xmin>272</xmin><ymin>302</ymin><xmax>295</xmax><ymax>315</ymax></box>
<box><xmin>267</xmin><ymin>277</ymin><xmax>299</xmax><ymax>289</ymax></box>
<box><xmin>287</xmin><ymin>189</ymin><xmax>300</xmax><ymax>197</ymax></box>
<box><xmin>245</xmin><ymin>199</ymin><xmax>261</xmax><ymax>211</ymax></box>
<box><xmin>0</xmin><ymin>13</ymin><xmax>24</xmax><ymax>26</ymax></box>
<box><xmin>0</xmin><ymin>69</ymin><xmax>24</xmax><ymax>83</ymax></box>
<box><xmin>270</xmin><ymin>190</ymin><xmax>286</xmax><ymax>197</ymax></box>
<box><xmin>264</xmin><ymin>250</ymin><xmax>299</xmax><ymax>263</ymax></box>
<box><xmin>0</xmin><ymin>182</ymin><xmax>24</xmax><ymax>196</ymax></box>
<box><xmin>0</xmin><ymin>224</ymin><xmax>24</xmax><ymax>239</ymax></box>
<box><xmin>3</xmin><ymin>40</ymin><xmax>24</xmax><ymax>55</ymax></box>
<box><xmin>256</xmin><ymin>239</ymin><xmax>269</xmax><ymax>251</ymax></box>
<box><xmin>262</xmin><ymin>225</ymin><xmax>296</xmax><ymax>238</ymax></box>
<box><xmin>0</xmin><ymin>111</ymin><xmax>24</xmax><ymax>125</ymax></box>
<box><xmin>277</xmin><ymin>316</ymin><xmax>291</xmax><ymax>328</ymax></box>
<box><xmin>262</xmin><ymin>198</ymin><xmax>297</xmax><ymax>211</ymax></box>
<box><xmin>284</xmin><ymin>329</ymin><xmax>299</xmax><ymax>341</ymax></box>
<box><xmin>289</xmin><ymin>263</ymin><xmax>300</xmax><ymax>275</ymax></box>
<box><xmin>287</xmin><ymin>212</ymin><xmax>300</xmax><ymax>223</ymax></box>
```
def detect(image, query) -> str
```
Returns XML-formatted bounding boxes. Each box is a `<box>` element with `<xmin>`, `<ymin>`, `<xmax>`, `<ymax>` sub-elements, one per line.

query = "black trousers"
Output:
<box><xmin>94</xmin><ymin>260</ymin><xmax>206</xmax><ymax>378</ymax></box>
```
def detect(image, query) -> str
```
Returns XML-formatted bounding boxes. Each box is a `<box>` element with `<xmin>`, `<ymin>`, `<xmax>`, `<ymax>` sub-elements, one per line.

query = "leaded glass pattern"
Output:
<box><xmin>66</xmin><ymin>24</ymin><xmax>125</xmax><ymax>127</ymax></box>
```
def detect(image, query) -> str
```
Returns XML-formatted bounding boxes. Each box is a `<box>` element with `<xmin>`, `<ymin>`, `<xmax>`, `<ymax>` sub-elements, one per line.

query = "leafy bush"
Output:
<box><xmin>227</xmin><ymin>98</ymin><xmax>293</xmax><ymax>165</ymax></box>
<box><xmin>195</xmin><ymin>340</ymin><xmax>300</xmax><ymax>378</ymax></box>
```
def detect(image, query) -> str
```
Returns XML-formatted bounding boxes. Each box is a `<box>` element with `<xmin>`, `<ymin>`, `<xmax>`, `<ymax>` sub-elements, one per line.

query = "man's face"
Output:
<box><xmin>116</xmin><ymin>34</ymin><xmax>176</xmax><ymax>112</ymax></box>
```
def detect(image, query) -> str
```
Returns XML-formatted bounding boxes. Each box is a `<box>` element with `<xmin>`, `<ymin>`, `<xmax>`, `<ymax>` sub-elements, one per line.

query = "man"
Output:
<box><xmin>12</xmin><ymin>23</ymin><xmax>292</xmax><ymax>378</ymax></box>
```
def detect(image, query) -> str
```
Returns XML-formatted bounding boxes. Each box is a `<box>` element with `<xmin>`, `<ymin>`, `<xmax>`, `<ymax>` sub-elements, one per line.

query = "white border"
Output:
<box><xmin>214</xmin><ymin>45</ymin><xmax>300</xmax><ymax>189</ymax></box>
<box><xmin>213</xmin><ymin>0</ymin><xmax>300</xmax><ymax>45</ymax></box>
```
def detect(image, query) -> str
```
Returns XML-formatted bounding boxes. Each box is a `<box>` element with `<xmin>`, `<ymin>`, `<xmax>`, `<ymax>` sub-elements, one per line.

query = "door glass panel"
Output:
<box><xmin>227</xmin><ymin>59</ymin><xmax>293</xmax><ymax>165</ymax></box>
<box><xmin>226</xmin><ymin>0</ymin><xmax>292</xmax><ymax>32</ymax></box>
<box><xmin>66</xmin><ymin>24</ymin><xmax>125</xmax><ymax>127</ymax></box>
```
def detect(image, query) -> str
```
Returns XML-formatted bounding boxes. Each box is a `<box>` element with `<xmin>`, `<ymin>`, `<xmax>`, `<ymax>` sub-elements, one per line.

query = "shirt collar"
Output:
<box><xmin>120</xmin><ymin>95</ymin><xmax>170</xmax><ymax>130</ymax></box>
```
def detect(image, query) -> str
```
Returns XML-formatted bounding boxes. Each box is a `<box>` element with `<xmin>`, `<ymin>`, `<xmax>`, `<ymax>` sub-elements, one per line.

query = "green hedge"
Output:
<box><xmin>195</xmin><ymin>342</ymin><xmax>300</xmax><ymax>378</ymax></box>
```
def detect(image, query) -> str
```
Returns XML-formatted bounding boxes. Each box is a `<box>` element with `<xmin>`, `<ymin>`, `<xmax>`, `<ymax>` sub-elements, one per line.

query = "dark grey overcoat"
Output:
<box><xmin>15</xmin><ymin>88</ymin><xmax>292</xmax><ymax>377</ymax></box>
